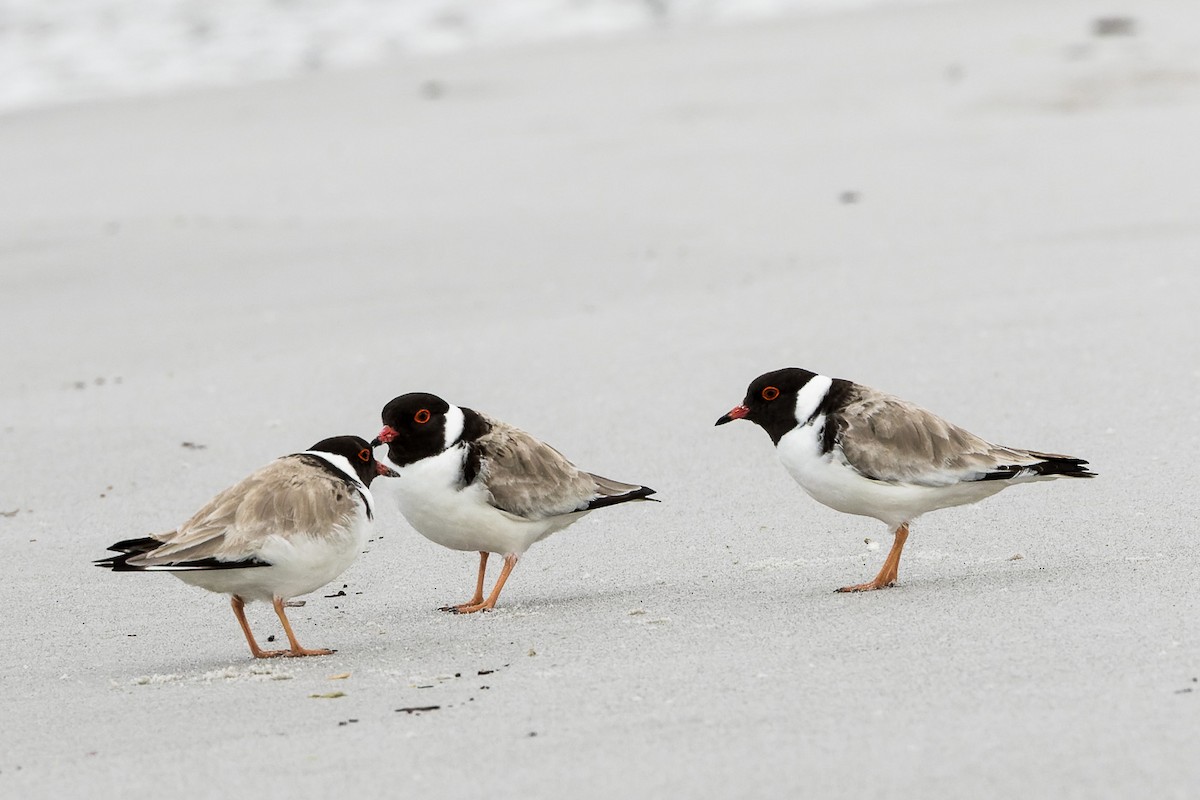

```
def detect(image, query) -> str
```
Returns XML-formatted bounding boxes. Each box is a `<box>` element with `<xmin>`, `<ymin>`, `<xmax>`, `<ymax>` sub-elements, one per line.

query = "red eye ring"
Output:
<box><xmin>414</xmin><ymin>409</ymin><xmax>431</xmax><ymax>424</ymax></box>
<box><xmin>357</xmin><ymin>448</ymin><xmax>371</xmax><ymax>462</ymax></box>
<box><xmin>761</xmin><ymin>386</ymin><xmax>780</xmax><ymax>401</ymax></box>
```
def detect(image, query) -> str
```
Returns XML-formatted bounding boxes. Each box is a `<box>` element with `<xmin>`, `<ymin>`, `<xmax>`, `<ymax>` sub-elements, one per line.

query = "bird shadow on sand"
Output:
<box><xmin>113</xmin><ymin>631</ymin><xmax>368</xmax><ymax>681</ymax></box>
<box><xmin>445</xmin><ymin>583</ymin><xmax>668</xmax><ymax>616</ymax></box>
<box><xmin>849</xmin><ymin>558</ymin><xmax>1072</xmax><ymax>598</ymax></box>
<box><xmin>115</xmin><ymin>656</ymin><xmax>301</xmax><ymax>685</ymax></box>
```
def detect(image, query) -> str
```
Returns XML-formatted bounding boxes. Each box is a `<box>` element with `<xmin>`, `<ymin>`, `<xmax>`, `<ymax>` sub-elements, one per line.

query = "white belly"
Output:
<box><xmin>174</xmin><ymin>514</ymin><xmax>370</xmax><ymax>602</ymax></box>
<box><xmin>776</xmin><ymin>420</ymin><xmax>1007</xmax><ymax>528</ymax></box>
<box><xmin>382</xmin><ymin>447</ymin><xmax>582</xmax><ymax>555</ymax></box>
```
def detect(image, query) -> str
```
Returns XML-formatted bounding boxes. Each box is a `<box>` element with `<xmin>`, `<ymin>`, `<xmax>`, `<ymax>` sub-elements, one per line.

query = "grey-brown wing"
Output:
<box><xmin>833</xmin><ymin>387</ymin><xmax>1045</xmax><ymax>486</ymax></box>
<box><xmin>474</xmin><ymin>421</ymin><xmax>599</xmax><ymax>520</ymax></box>
<box><xmin>128</xmin><ymin>458</ymin><xmax>360</xmax><ymax>567</ymax></box>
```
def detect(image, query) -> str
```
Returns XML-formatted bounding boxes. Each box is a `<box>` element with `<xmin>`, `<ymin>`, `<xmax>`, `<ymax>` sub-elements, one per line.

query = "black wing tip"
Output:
<box><xmin>104</xmin><ymin>536</ymin><xmax>162</xmax><ymax>554</ymax></box>
<box><xmin>95</xmin><ymin>553</ymin><xmax>142</xmax><ymax>571</ymax></box>
<box><xmin>584</xmin><ymin>485</ymin><xmax>657</xmax><ymax>511</ymax></box>
<box><xmin>94</xmin><ymin>554</ymin><xmax>271</xmax><ymax>572</ymax></box>
<box><xmin>97</xmin><ymin>535</ymin><xmax>271</xmax><ymax>571</ymax></box>
<box><xmin>96</xmin><ymin>536</ymin><xmax>162</xmax><ymax>569</ymax></box>
<box><xmin>165</xmin><ymin>556</ymin><xmax>272</xmax><ymax>570</ymax></box>
<box><xmin>1060</xmin><ymin>467</ymin><xmax>1097</xmax><ymax>478</ymax></box>
<box><xmin>976</xmin><ymin>456</ymin><xmax>1096</xmax><ymax>482</ymax></box>
<box><xmin>1032</xmin><ymin>456</ymin><xmax>1096</xmax><ymax>479</ymax></box>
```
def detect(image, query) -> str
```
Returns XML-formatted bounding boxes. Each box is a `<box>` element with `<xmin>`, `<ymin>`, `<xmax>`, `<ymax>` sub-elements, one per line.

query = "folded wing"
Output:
<box><xmin>96</xmin><ymin>458</ymin><xmax>361</xmax><ymax>571</ymax></box>
<box><xmin>476</xmin><ymin>420</ymin><xmax>655</xmax><ymax>519</ymax></box>
<box><xmin>834</xmin><ymin>388</ymin><xmax>1094</xmax><ymax>486</ymax></box>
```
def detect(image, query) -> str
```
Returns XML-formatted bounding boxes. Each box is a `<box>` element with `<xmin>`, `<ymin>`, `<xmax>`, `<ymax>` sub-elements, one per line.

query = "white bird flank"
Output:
<box><xmin>777</xmin><ymin>421</ymin><xmax>1009</xmax><ymax>528</ymax></box>
<box><xmin>382</xmin><ymin>445</ymin><xmax>584</xmax><ymax>556</ymax></box>
<box><xmin>175</xmin><ymin>515</ymin><xmax>369</xmax><ymax>602</ymax></box>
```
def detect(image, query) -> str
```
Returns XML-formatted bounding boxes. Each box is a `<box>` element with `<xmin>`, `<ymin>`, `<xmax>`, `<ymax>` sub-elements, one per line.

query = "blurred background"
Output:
<box><xmin>1</xmin><ymin>0</ymin><xmax>946</xmax><ymax>113</ymax></box>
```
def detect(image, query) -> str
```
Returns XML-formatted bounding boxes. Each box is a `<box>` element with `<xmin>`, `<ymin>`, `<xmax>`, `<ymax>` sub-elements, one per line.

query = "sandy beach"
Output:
<box><xmin>1</xmin><ymin>0</ymin><xmax>1198</xmax><ymax>796</ymax></box>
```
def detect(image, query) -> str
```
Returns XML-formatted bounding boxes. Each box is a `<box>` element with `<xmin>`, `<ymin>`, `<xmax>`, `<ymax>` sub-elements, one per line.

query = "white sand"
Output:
<box><xmin>2</xmin><ymin>0</ymin><xmax>1199</xmax><ymax>796</ymax></box>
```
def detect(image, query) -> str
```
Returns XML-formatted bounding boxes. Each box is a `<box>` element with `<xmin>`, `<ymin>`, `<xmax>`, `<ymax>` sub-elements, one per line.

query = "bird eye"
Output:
<box><xmin>357</xmin><ymin>448</ymin><xmax>371</xmax><ymax>462</ymax></box>
<box><xmin>414</xmin><ymin>409</ymin><xmax>431</xmax><ymax>424</ymax></box>
<box><xmin>761</xmin><ymin>386</ymin><xmax>780</xmax><ymax>401</ymax></box>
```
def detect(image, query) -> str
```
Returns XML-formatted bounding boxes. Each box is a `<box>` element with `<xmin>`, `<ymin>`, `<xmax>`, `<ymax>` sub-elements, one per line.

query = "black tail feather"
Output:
<box><xmin>1028</xmin><ymin>456</ymin><xmax>1096</xmax><ymax>479</ymax></box>
<box><xmin>96</xmin><ymin>553</ymin><xmax>140</xmax><ymax>571</ymax></box>
<box><xmin>105</xmin><ymin>536</ymin><xmax>162</xmax><ymax>554</ymax></box>
<box><xmin>978</xmin><ymin>454</ymin><xmax>1096</xmax><ymax>482</ymax></box>
<box><xmin>95</xmin><ymin>536</ymin><xmax>163</xmax><ymax>569</ymax></box>
<box><xmin>584</xmin><ymin>485</ymin><xmax>658</xmax><ymax>511</ymax></box>
<box><xmin>96</xmin><ymin>552</ymin><xmax>269</xmax><ymax>571</ymax></box>
<box><xmin>95</xmin><ymin>535</ymin><xmax>268</xmax><ymax>571</ymax></box>
<box><xmin>95</xmin><ymin>552</ymin><xmax>146</xmax><ymax>571</ymax></box>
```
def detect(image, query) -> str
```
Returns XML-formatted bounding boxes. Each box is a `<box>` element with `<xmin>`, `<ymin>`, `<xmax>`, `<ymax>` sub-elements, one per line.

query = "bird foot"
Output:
<box><xmin>835</xmin><ymin>579</ymin><xmax>896</xmax><ymax>593</ymax></box>
<box><xmin>440</xmin><ymin>602</ymin><xmax>494</xmax><ymax>614</ymax></box>
<box><xmin>251</xmin><ymin>648</ymin><xmax>293</xmax><ymax>659</ymax></box>
<box><xmin>283</xmin><ymin>647</ymin><xmax>336</xmax><ymax>657</ymax></box>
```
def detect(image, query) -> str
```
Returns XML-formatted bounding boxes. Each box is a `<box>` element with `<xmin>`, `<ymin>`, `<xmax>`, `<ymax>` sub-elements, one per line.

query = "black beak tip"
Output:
<box><xmin>369</xmin><ymin>437</ymin><xmax>381</xmax><ymax>448</ymax></box>
<box><xmin>715</xmin><ymin>415</ymin><xmax>732</xmax><ymax>427</ymax></box>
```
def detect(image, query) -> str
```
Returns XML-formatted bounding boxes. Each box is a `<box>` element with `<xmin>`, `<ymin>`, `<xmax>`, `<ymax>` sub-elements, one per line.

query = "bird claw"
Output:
<box><xmin>252</xmin><ymin>649</ymin><xmax>292</xmax><ymax>659</ymax></box>
<box><xmin>835</xmin><ymin>580</ymin><xmax>895</xmax><ymax>593</ymax></box>
<box><xmin>284</xmin><ymin>647</ymin><xmax>336</xmax><ymax>657</ymax></box>
<box><xmin>439</xmin><ymin>603</ymin><xmax>492</xmax><ymax>614</ymax></box>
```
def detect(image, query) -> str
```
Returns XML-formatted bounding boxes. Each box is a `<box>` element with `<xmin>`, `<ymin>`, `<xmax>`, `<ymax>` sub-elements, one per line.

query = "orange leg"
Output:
<box><xmin>837</xmin><ymin>523</ymin><xmax>910</xmax><ymax>593</ymax></box>
<box><xmin>451</xmin><ymin>553</ymin><xmax>519</xmax><ymax>614</ymax></box>
<box><xmin>271</xmin><ymin>597</ymin><xmax>335</xmax><ymax>657</ymax></box>
<box><xmin>441</xmin><ymin>551</ymin><xmax>489</xmax><ymax>613</ymax></box>
<box><xmin>231</xmin><ymin>595</ymin><xmax>289</xmax><ymax>659</ymax></box>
